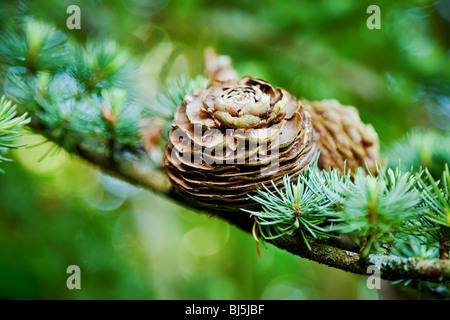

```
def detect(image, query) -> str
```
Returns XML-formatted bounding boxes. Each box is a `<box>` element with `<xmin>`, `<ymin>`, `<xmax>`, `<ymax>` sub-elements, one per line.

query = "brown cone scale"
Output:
<box><xmin>302</xmin><ymin>99</ymin><xmax>380</xmax><ymax>175</ymax></box>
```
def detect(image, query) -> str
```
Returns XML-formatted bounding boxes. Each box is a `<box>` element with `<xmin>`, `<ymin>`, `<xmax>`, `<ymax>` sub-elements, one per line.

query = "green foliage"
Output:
<box><xmin>243</xmin><ymin>174</ymin><xmax>339</xmax><ymax>250</ymax></box>
<box><xmin>68</xmin><ymin>40</ymin><xmax>135</xmax><ymax>96</ymax></box>
<box><xmin>0</xmin><ymin>96</ymin><xmax>30</xmax><ymax>173</ymax></box>
<box><xmin>415</xmin><ymin>165</ymin><xmax>450</xmax><ymax>257</ymax></box>
<box><xmin>68</xmin><ymin>88</ymin><xmax>144</xmax><ymax>154</ymax></box>
<box><xmin>1</xmin><ymin>19</ymin><xmax>144</xmax><ymax>157</ymax></box>
<box><xmin>244</xmin><ymin>130</ymin><xmax>450</xmax><ymax>297</ymax></box>
<box><xmin>148</xmin><ymin>75</ymin><xmax>210</xmax><ymax>139</ymax></box>
<box><xmin>417</xmin><ymin>165</ymin><xmax>450</xmax><ymax>228</ymax></box>
<box><xmin>0</xmin><ymin>19</ymin><xmax>69</xmax><ymax>74</ymax></box>
<box><xmin>387</xmin><ymin>130</ymin><xmax>450</xmax><ymax>180</ymax></box>
<box><xmin>247</xmin><ymin>160</ymin><xmax>450</xmax><ymax>261</ymax></box>
<box><xmin>332</xmin><ymin>167</ymin><xmax>421</xmax><ymax>257</ymax></box>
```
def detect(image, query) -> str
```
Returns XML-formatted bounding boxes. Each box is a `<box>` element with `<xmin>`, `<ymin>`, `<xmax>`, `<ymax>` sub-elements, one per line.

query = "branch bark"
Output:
<box><xmin>28</xmin><ymin>121</ymin><xmax>450</xmax><ymax>285</ymax></box>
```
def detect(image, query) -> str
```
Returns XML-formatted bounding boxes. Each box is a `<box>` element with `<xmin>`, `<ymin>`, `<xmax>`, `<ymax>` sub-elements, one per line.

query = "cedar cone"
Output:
<box><xmin>164</xmin><ymin>77</ymin><xmax>317</xmax><ymax>211</ymax></box>
<box><xmin>302</xmin><ymin>99</ymin><xmax>379</xmax><ymax>175</ymax></box>
<box><xmin>163</xmin><ymin>52</ymin><xmax>380</xmax><ymax>212</ymax></box>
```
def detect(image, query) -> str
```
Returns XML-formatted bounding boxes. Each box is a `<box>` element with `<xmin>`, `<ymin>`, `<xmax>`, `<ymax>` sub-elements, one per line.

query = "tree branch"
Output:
<box><xmin>27</xmin><ymin>120</ymin><xmax>450</xmax><ymax>284</ymax></box>
<box><xmin>271</xmin><ymin>232</ymin><xmax>450</xmax><ymax>283</ymax></box>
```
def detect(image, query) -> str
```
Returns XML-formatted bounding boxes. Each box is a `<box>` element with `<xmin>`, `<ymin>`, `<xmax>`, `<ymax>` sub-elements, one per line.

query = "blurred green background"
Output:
<box><xmin>0</xmin><ymin>0</ymin><xmax>449</xmax><ymax>299</ymax></box>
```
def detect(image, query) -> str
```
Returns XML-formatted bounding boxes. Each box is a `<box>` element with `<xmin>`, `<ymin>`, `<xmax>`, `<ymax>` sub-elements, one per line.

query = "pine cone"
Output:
<box><xmin>164</xmin><ymin>77</ymin><xmax>317</xmax><ymax>211</ymax></box>
<box><xmin>302</xmin><ymin>99</ymin><xmax>380</xmax><ymax>175</ymax></box>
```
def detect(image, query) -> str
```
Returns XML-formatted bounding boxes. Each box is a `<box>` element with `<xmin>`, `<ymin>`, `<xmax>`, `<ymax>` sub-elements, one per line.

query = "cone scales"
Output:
<box><xmin>163</xmin><ymin>52</ymin><xmax>380</xmax><ymax>212</ymax></box>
